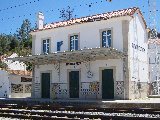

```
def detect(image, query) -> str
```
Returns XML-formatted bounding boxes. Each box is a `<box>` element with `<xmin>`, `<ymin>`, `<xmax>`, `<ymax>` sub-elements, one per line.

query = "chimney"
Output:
<box><xmin>37</xmin><ymin>12</ymin><xmax>44</xmax><ymax>29</ymax></box>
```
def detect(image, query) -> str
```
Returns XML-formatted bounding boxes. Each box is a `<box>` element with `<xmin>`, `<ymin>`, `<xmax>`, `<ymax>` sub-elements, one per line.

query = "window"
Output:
<box><xmin>43</xmin><ymin>39</ymin><xmax>50</xmax><ymax>53</ymax></box>
<box><xmin>102</xmin><ymin>30</ymin><xmax>112</xmax><ymax>47</ymax></box>
<box><xmin>21</xmin><ymin>77</ymin><xmax>32</xmax><ymax>82</ymax></box>
<box><xmin>57</xmin><ymin>41</ymin><xmax>63</xmax><ymax>51</ymax></box>
<box><xmin>149</xmin><ymin>57</ymin><xmax>156</xmax><ymax>64</ymax></box>
<box><xmin>70</xmin><ymin>35</ymin><xmax>78</xmax><ymax>51</ymax></box>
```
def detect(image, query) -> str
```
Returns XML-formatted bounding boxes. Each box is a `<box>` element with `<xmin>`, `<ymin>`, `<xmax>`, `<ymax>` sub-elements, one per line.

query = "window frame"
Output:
<box><xmin>41</xmin><ymin>37</ymin><xmax>51</xmax><ymax>54</ymax></box>
<box><xmin>149</xmin><ymin>57</ymin><xmax>156</xmax><ymax>64</ymax></box>
<box><xmin>100</xmin><ymin>28</ymin><xmax>113</xmax><ymax>48</ymax></box>
<box><xmin>68</xmin><ymin>33</ymin><xmax>80</xmax><ymax>51</ymax></box>
<box><xmin>57</xmin><ymin>41</ymin><xmax>63</xmax><ymax>52</ymax></box>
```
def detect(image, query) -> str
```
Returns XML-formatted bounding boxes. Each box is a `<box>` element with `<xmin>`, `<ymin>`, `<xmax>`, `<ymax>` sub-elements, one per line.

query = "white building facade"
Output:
<box><xmin>0</xmin><ymin>70</ymin><xmax>10</xmax><ymax>98</ymax></box>
<box><xmin>4</xmin><ymin>53</ymin><xmax>26</xmax><ymax>71</ymax></box>
<box><xmin>148</xmin><ymin>40</ymin><xmax>160</xmax><ymax>95</ymax></box>
<box><xmin>12</xmin><ymin>7</ymin><xmax>149</xmax><ymax>100</ymax></box>
<box><xmin>8</xmin><ymin>70</ymin><xmax>32</xmax><ymax>98</ymax></box>
<box><xmin>0</xmin><ymin>70</ymin><xmax>32</xmax><ymax>98</ymax></box>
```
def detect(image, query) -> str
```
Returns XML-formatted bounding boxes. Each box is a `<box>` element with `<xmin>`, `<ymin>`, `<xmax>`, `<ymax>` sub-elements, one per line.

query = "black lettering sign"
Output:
<box><xmin>132</xmin><ymin>43</ymin><xmax>145</xmax><ymax>52</ymax></box>
<box><xmin>66</xmin><ymin>62</ymin><xmax>81</xmax><ymax>66</ymax></box>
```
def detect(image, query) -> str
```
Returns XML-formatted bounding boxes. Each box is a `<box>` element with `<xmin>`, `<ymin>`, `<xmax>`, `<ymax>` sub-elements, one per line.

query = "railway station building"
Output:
<box><xmin>11</xmin><ymin>7</ymin><xmax>149</xmax><ymax>100</ymax></box>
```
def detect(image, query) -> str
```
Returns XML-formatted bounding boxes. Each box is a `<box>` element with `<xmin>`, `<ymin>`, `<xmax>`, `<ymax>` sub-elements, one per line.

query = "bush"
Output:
<box><xmin>0</xmin><ymin>62</ymin><xmax>8</xmax><ymax>70</ymax></box>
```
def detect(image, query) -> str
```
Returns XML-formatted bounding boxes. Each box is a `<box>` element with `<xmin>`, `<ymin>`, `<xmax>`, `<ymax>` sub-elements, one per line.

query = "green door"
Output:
<box><xmin>69</xmin><ymin>71</ymin><xmax>79</xmax><ymax>98</ymax></box>
<box><xmin>102</xmin><ymin>69</ymin><xmax>114</xmax><ymax>99</ymax></box>
<box><xmin>41</xmin><ymin>73</ymin><xmax>50</xmax><ymax>98</ymax></box>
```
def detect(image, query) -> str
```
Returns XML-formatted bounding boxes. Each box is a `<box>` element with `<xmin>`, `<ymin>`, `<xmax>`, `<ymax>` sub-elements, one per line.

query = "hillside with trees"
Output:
<box><xmin>0</xmin><ymin>19</ymin><xmax>32</xmax><ymax>71</ymax></box>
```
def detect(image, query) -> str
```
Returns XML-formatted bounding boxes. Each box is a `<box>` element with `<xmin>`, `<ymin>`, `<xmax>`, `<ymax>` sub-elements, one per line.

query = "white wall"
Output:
<box><xmin>34</xmin><ymin>59</ymin><xmax>123</xmax><ymax>99</ymax></box>
<box><xmin>0</xmin><ymin>70</ymin><xmax>32</xmax><ymax>98</ymax></box>
<box><xmin>148</xmin><ymin>43</ymin><xmax>160</xmax><ymax>82</ymax></box>
<box><xmin>9</xmin><ymin>74</ymin><xmax>32</xmax><ymax>98</ymax></box>
<box><xmin>128</xmin><ymin>11</ymin><xmax>148</xmax><ymax>83</ymax></box>
<box><xmin>4</xmin><ymin>53</ymin><xmax>26</xmax><ymax>70</ymax></box>
<box><xmin>0</xmin><ymin>70</ymin><xmax>10</xmax><ymax>98</ymax></box>
<box><xmin>31</xmin><ymin>11</ymin><xmax>149</xmax><ymax>99</ymax></box>
<box><xmin>32</xmin><ymin>16</ymin><xmax>131</xmax><ymax>55</ymax></box>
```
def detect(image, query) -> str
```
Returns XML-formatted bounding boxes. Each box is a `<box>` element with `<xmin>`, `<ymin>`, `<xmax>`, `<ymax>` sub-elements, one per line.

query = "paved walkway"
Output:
<box><xmin>0</xmin><ymin>97</ymin><xmax>160</xmax><ymax>103</ymax></box>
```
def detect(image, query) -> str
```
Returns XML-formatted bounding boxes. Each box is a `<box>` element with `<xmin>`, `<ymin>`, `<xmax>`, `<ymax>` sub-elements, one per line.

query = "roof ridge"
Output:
<box><xmin>32</xmin><ymin>7</ymin><xmax>144</xmax><ymax>33</ymax></box>
<box><xmin>51</xmin><ymin>7</ymin><xmax>139</xmax><ymax>24</ymax></box>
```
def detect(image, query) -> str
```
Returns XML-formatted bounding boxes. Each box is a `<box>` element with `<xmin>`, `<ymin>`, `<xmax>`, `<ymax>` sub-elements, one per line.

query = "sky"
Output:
<box><xmin>0</xmin><ymin>0</ymin><xmax>160</xmax><ymax>34</ymax></box>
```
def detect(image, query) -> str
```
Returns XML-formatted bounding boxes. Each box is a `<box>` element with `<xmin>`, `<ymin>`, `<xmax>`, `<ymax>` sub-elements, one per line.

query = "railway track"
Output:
<box><xmin>0</xmin><ymin>104</ymin><xmax>160</xmax><ymax>119</ymax></box>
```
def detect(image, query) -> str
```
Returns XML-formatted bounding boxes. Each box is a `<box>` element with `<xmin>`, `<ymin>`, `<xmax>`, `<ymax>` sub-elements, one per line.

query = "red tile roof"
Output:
<box><xmin>148</xmin><ymin>39</ymin><xmax>160</xmax><ymax>45</ymax></box>
<box><xmin>32</xmin><ymin>7</ymin><xmax>146</xmax><ymax>32</ymax></box>
<box><xmin>7</xmin><ymin>70</ymin><xmax>32</xmax><ymax>76</ymax></box>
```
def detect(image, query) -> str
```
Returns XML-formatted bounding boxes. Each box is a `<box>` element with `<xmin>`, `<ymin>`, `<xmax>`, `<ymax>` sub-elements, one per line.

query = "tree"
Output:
<box><xmin>15</xmin><ymin>19</ymin><xmax>33</xmax><ymax>71</ymax></box>
<box><xmin>0</xmin><ymin>62</ymin><xmax>8</xmax><ymax>70</ymax></box>
<box><xmin>59</xmin><ymin>6</ymin><xmax>76</xmax><ymax>21</ymax></box>
<box><xmin>25</xmin><ymin>62</ymin><xmax>32</xmax><ymax>71</ymax></box>
<box><xmin>17</xmin><ymin>19</ymin><xmax>32</xmax><ymax>41</ymax></box>
<box><xmin>0</xmin><ymin>19</ymin><xmax>33</xmax><ymax>71</ymax></box>
<box><xmin>16</xmin><ymin>19</ymin><xmax>32</xmax><ymax>49</ymax></box>
<box><xmin>0</xmin><ymin>34</ymin><xmax>11</xmax><ymax>55</ymax></box>
<box><xmin>16</xmin><ymin>19</ymin><xmax>32</xmax><ymax>56</ymax></box>
<box><xmin>9</xmin><ymin>34</ymin><xmax>19</xmax><ymax>51</ymax></box>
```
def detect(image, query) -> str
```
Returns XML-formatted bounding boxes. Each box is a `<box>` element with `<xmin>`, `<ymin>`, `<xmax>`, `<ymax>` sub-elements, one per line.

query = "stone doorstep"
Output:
<box><xmin>148</xmin><ymin>95</ymin><xmax>160</xmax><ymax>98</ymax></box>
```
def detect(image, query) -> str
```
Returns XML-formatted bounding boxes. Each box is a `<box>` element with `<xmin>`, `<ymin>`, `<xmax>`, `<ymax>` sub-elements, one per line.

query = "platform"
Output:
<box><xmin>0</xmin><ymin>98</ymin><xmax>160</xmax><ymax>109</ymax></box>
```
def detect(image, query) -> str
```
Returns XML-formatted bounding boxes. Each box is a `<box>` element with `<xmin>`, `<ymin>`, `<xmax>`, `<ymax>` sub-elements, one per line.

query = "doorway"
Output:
<box><xmin>41</xmin><ymin>73</ymin><xmax>50</xmax><ymax>98</ymax></box>
<box><xmin>102</xmin><ymin>69</ymin><xmax>114</xmax><ymax>99</ymax></box>
<box><xmin>69</xmin><ymin>71</ymin><xmax>79</xmax><ymax>98</ymax></box>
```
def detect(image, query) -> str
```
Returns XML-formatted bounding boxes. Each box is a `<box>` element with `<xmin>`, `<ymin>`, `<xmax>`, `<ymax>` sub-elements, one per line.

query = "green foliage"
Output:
<box><xmin>15</xmin><ymin>19</ymin><xmax>32</xmax><ymax>56</ymax></box>
<box><xmin>17</xmin><ymin>19</ymin><xmax>32</xmax><ymax>41</ymax></box>
<box><xmin>25</xmin><ymin>62</ymin><xmax>32</xmax><ymax>71</ymax></box>
<box><xmin>0</xmin><ymin>34</ymin><xmax>11</xmax><ymax>55</ymax></box>
<box><xmin>0</xmin><ymin>62</ymin><xmax>8</xmax><ymax>70</ymax></box>
<box><xmin>0</xmin><ymin>19</ymin><xmax>33</xmax><ymax>71</ymax></box>
<box><xmin>9</xmin><ymin>35</ymin><xmax>19</xmax><ymax>51</ymax></box>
